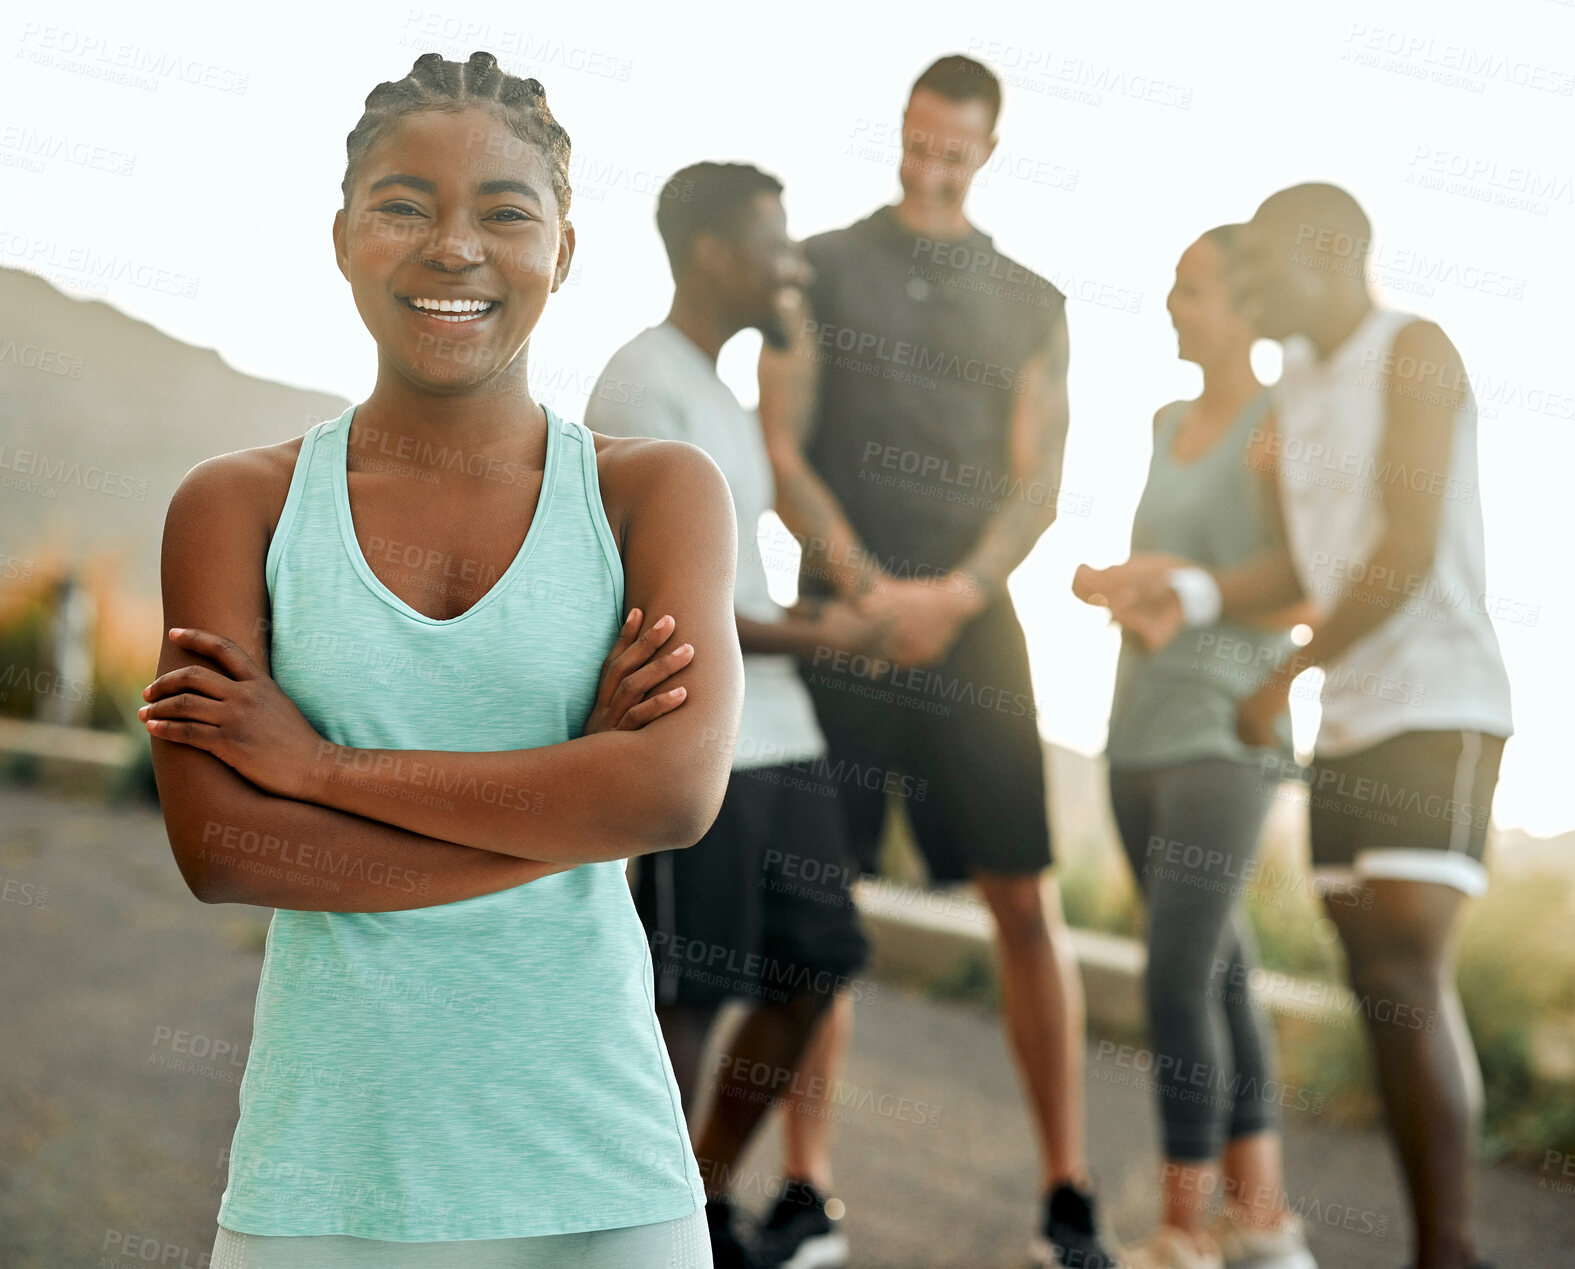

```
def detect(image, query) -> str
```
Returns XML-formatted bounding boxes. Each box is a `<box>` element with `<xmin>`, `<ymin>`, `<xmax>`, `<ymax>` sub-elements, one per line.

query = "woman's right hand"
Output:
<box><xmin>583</xmin><ymin>609</ymin><xmax>694</xmax><ymax>735</ymax></box>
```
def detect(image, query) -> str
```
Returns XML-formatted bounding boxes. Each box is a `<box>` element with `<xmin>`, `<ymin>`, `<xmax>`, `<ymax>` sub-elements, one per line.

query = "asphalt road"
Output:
<box><xmin>3</xmin><ymin>785</ymin><xmax>1571</xmax><ymax>1267</ymax></box>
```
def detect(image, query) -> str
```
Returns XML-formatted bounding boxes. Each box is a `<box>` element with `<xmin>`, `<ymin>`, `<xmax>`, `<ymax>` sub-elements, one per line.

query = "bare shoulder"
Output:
<box><xmin>592</xmin><ymin>430</ymin><xmax>731</xmax><ymax>530</ymax></box>
<box><xmin>167</xmin><ymin>436</ymin><xmax>305</xmax><ymax>541</ymax></box>
<box><xmin>1391</xmin><ymin>318</ymin><xmax>1462</xmax><ymax>376</ymax></box>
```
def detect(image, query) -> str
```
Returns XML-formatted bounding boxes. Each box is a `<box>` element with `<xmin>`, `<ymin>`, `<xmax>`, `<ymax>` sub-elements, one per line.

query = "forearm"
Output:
<box><xmin>160</xmin><ymin>751</ymin><xmax>572</xmax><ymax>912</ymax></box>
<box><xmin>737</xmin><ymin>612</ymin><xmax>828</xmax><ymax>658</ymax></box>
<box><xmin>953</xmin><ymin>497</ymin><xmax>1057</xmax><ymax>601</ymax></box>
<box><xmin>300</xmin><ymin>728</ymin><xmax>712</xmax><ymax>863</ymax></box>
<box><xmin>1272</xmin><ymin>533</ymin><xmax>1433</xmax><ymax>678</ymax></box>
<box><xmin>774</xmin><ymin>460</ymin><xmax>881</xmax><ymax>597</ymax></box>
<box><xmin>1211</xmin><ymin>546</ymin><xmax>1306</xmax><ymax>619</ymax></box>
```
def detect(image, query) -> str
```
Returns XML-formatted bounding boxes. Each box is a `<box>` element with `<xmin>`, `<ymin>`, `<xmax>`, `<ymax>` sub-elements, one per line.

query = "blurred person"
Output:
<box><xmin>1104</xmin><ymin>183</ymin><xmax>1513</xmax><ymax>1269</ymax></box>
<box><xmin>142</xmin><ymin>51</ymin><xmax>743</xmax><ymax>1268</ymax></box>
<box><xmin>1073</xmin><ymin>226</ymin><xmax>1317</xmax><ymax>1269</ymax></box>
<box><xmin>758</xmin><ymin>53</ymin><xmax>1118</xmax><ymax>1269</ymax></box>
<box><xmin>585</xmin><ymin>160</ymin><xmax>882</xmax><ymax>1269</ymax></box>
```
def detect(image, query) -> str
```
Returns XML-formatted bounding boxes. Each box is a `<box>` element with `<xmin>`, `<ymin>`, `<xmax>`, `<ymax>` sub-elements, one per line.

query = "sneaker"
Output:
<box><xmin>1030</xmin><ymin>1182</ymin><xmax>1124</xmax><ymax>1268</ymax></box>
<box><xmin>1121</xmin><ymin>1227</ymin><xmax>1223</xmax><ymax>1269</ymax></box>
<box><xmin>1209</xmin><ymin>1207</ymin><xmax>1317</xmax><ymax>1269</ymax></box>
<box><xmin>754</xmin><ymin>1179</ymin><xmax>850</xmax><ymax>1269</ymax></box>
<box><xmin>706</xmin><ymin>1196</ymin><xmax>765</xmax><ymax>1269</ymax></box>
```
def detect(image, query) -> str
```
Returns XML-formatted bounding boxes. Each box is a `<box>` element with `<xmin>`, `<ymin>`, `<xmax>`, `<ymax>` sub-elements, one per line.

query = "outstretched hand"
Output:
<box><xmin>1071</xmin><ymin>554</ymin><xmax>1196</xmax><ymax>652</ymax></box>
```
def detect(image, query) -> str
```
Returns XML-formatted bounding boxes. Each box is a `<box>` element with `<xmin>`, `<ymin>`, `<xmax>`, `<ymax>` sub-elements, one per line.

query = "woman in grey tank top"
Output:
<box><xmin>1073</xmin><ymin>228</ymin><xmax>1316</xmax><ymax>1269</ymax></box>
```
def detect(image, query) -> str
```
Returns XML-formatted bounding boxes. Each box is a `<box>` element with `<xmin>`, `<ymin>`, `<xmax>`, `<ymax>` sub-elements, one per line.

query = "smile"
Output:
<box><xmin>400</xmin><ymin>296</ymin><xmax>498</xmax><ymax>323</ymax></box>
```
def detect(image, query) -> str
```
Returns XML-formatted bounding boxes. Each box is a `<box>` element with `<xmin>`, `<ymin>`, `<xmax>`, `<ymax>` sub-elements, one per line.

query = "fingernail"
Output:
<box><xmin>677</xmin><ymin>644</ymin><xmax>693</xmax><ymax>656</ymax></box>
<box><xmin>169</xmin><ymin>627</ymin><xmax>184</xmax><ymax>637</ymax></box>
<box><xmin>669</xmin><ymin>686</ymin><xmax>686</xmax><ymax>699</ymax></box>
<box><xmin>137</xmin><ymin>706</ymin><xmax>148</xmax><ymax>718</ymax></box>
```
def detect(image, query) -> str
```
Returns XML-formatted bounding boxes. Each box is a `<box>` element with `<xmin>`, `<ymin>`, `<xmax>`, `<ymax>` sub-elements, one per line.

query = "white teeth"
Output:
<box><xmin>407</xmin><ymin>297</ymin><xmax>494</xmax><ymax>318</ymax></box>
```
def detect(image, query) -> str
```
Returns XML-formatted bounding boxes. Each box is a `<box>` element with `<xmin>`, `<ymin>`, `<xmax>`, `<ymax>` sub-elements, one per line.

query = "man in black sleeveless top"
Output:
<box><xmin>758</xmin><ymin>54</ymin><xmax>1117</xmax><ymax>1269</ymax></box>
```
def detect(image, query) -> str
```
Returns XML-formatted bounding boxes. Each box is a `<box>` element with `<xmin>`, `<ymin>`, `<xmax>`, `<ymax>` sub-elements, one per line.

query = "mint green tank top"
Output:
<box><xmin>1105</xmin><ymin>391</ymin><xmax>1296</xmax><ymax>769</ymax></box>
<box><xmin>216</xmin><ymin>402</ymin><xmax>705</xmax><ymax>1239</ymax></box>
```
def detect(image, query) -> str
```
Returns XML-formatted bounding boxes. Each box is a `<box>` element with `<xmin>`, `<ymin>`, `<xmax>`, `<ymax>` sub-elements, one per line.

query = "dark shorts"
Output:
<box><xmin>796</xmin><ymin>598</ymin><xmax>1053</xmax><ymax>883</ymax></box>
<box><xmin>631</xmin><ymin>762</ymin><xmax>869</xmax><ymax>1009</ymax></box>
<box><xmin>1305</xmin><ymin>728</ymin><xmax>1506</xmax><ymax>895</ymax></box>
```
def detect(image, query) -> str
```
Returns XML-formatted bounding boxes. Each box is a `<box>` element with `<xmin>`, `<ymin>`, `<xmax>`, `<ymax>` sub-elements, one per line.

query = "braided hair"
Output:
<box><xmin>341</xmin><ymin>51</ymin><xmax>572</xmax><ymax>221</ymax></box>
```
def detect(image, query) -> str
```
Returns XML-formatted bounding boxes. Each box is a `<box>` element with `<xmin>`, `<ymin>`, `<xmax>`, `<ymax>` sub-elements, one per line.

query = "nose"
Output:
<box><xmin>421</xmin><ymin>215</ymin><xmax>485</xmax><ymax>272</ymax></box>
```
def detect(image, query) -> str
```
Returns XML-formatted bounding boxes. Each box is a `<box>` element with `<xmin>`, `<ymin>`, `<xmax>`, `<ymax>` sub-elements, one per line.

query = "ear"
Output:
<box><xmin>551</xmin><ymin>221</ymin><xmax>576</xmax><ymax>292</ymax></box>
<box><xmin>332</xmin><ymin>208</ymin><xmax>349</xmax><ymax>282</ymax></box>
<box><xmin>982</xmin><ymin>133</ymin><xmax>999</xmax><ymax>165</ymax></box>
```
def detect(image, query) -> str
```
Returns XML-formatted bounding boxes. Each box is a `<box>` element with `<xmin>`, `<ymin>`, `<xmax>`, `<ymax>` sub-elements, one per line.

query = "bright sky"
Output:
<box><xmin>6</xmin><ymin>0</ymin><xmax>1571</xmax><ymax>834</ymax></box>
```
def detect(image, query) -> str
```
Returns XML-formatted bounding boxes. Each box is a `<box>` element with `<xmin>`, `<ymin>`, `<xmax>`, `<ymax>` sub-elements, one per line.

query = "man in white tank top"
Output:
<box><xmin>1112</xmin><ymin>184</ymin><xmax>1509</xmax><ymax>1269</ymax></box>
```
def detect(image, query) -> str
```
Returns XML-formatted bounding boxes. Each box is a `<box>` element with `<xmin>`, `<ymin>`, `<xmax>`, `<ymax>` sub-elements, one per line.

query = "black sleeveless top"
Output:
<box><xmin>799</xmin><ymin>204</ymin><xmax>1066</xmax><ymax>592</ymax></box>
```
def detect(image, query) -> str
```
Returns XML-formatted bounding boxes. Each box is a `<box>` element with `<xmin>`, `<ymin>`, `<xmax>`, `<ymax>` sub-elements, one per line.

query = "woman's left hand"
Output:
<box><xmin>140</xmin><ymin>627</ymin><xmax>328</xmax><ymax>801</ymax></box>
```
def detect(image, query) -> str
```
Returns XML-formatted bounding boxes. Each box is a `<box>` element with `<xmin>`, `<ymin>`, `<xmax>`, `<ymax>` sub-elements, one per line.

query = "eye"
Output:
<box><xmin>487</xmin><ymin>207</ymin><xmax>532</xmax><ymax>223</ymax></box>
<box><xmin>377</xmin><ymin>201</ymin><xmax>423</xmax><ymax>216</ymax></box>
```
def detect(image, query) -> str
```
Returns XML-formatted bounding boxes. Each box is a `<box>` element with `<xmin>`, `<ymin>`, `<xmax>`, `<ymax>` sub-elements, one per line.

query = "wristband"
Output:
<box><xmin>1167</xmin><ymin>566</ymin><xmax>1222</xmax><ymax>627</ymax></box>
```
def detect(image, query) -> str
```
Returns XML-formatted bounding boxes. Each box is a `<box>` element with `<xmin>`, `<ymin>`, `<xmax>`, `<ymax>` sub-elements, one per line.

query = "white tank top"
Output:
<box><xmin>1272</xmin><ymin>305</ymin><xmax>1513</xmax><ymax>757</ymax></box>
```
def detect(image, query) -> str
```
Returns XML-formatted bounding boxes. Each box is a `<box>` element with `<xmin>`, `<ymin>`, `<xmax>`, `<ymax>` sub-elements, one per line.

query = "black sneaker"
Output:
<box><xmin>755</xmin><ymin>1179</ymin><xmax>850</xmax><ymax>1269</ymax></box>
<box><xmin>1030</xmin><ymin>1182</ymin><xmax>1123</xmax><ymax>1268</ymax></box>
<box><xmin>706</xmin><ymin>1196</ymin><xmax>765</xmax><ymax>1269</ymax></box>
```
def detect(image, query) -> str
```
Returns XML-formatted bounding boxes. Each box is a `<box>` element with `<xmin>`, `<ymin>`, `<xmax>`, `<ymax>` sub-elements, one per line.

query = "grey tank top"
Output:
<box><xmin>1105</xmin><ymin>391</ymin><xmax>1296</xmax><ymax>769</ymax></box>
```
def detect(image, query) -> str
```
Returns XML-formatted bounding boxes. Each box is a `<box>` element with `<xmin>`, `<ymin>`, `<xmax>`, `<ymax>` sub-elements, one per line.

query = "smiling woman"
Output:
<box><xmin>141</xmin><ymin>49</ymin><xmax>739</xmax><ymax>1269</ymax></box>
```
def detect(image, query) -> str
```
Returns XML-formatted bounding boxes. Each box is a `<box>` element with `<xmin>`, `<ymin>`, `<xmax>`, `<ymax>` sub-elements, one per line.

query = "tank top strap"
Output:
<box><xmin>265</xmin><ymin>408</ymin><xmax>351</xmax><ymax>594</ymax></box>
<box><xmin>548</xmin><ymin>405</ymin><xmax>626</xmax><ymax>620</ymax></box>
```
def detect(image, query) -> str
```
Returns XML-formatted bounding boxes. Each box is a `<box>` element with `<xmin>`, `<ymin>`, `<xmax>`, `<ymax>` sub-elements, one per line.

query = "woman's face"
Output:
<box><xmin>333</xmin><ymin>106</ymin><xmax>573</xmax><ymax>393</ymax></box>
<box><xmin>1165</xmin><ymin>236</ymin><xmax>1249</xmax><ymax>367</ymax></box>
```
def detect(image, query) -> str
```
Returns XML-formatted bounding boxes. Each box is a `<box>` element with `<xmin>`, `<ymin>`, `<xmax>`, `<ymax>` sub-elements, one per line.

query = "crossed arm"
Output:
<box><xmin>148</xmin><ymin>437</ymin><xmax>742</xmax><ymax>911</ymax></box>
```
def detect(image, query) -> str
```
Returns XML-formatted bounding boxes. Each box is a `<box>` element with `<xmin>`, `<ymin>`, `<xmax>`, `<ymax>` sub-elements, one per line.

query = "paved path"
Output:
<box><xmin>2</xmin><ymin>785</ymin><xmax>1570</xmax><ymax>1267</ymax></box>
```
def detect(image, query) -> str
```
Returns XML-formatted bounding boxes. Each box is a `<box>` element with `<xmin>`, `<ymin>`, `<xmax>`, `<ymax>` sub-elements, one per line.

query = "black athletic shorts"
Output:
<box><xmin>1305</xmin><ymin>728</ymin><xmax>1506</xmax><ymax>896</ymax></box>
<box><xmin>632</xmin><ymin>761</ymin><xmax>869</xmax><ymax>1009</ymax></box>
<box><xmin>796</xmin><ymin>598</ymin><xmax>1053</xmax><ymax>883</ymax></box>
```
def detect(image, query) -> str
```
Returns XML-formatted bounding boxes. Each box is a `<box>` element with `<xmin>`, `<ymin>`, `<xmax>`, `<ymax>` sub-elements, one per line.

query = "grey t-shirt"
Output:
<box><xmin>584</xmin><ymin>321</ymin><xmax>826</xmax><ymax>770</ymax></box>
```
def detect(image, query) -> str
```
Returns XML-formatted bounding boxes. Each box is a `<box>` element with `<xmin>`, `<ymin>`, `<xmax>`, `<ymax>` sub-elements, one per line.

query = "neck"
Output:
<box><xmin>1196</xmin><ymin>352</ymin><xmax>1262</xmax><ymax>409</ymax></box>
<box><xmin>1305</xmin><ymin>289</ymin><xmax>1376</xmax><ymax>361</ymax></box>
<box><xmin>357</xmin><ymin>357</ymin><xmax>542</xmax><ymax>453</ymax></box>
<box><xmin>665</xmin><ymin>290</ymin><xmax>736</xmax><ymax>364</ymax></box>
<box><xmin>892</xmin><ymin>195</ymin><xmax>971</xmax><ymax>242</ymax></box>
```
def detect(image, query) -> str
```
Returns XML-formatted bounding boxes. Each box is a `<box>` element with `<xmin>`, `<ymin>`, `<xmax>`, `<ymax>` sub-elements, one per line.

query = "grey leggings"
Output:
<box><xmin>209</xmin><ymin>1206</ymin><xmax>711</xmax><ymax>1269</ymax></box>
<box><xmin>1108</xmin><ymin>757</ymin><xmax>1282</xmax><ymax>1162</ymax></box>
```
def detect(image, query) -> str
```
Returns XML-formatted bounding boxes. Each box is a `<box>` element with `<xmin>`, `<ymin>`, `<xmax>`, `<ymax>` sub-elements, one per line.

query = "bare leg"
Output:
<box><xmin>1160</xmin><ymin>1158</ymin><xmax>1222</xmax><ymax>1236</ymax></box>
<box><xmin>1220</xmin><ymin>1131</ymin><xmax>1290</xmax><ymax>1227</ymax></box>
<box><xmin>693</xmin><ymin>989</ymin><xmax>835</xmax><ymax>1199</ymax></box>
<box><xmin>778</xmin><ymin>988</ymin><xmax>854</xmax><ymax>1193</ymax></box>
<box><xmin>1324</xmin><ymin>877</ymin><xmax>1480</xmax><ymax>1269</ymax></box>
<box><xmin>973</xmin><ymin>871</ymin><xmax>1087</xmax><ymax>1191</ymax></box>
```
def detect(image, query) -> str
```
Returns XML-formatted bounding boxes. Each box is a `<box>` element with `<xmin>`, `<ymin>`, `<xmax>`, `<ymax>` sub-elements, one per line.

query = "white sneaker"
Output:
<box><xmin>1121</xmin><ymin>1227</ymin><xmax>1224</xmax><ymax>1269</ymax></box>
<box><xmin>1209</xmin><ymin>1207</ymin><xmax>1317</xmax><ymax>1269</ymax></box>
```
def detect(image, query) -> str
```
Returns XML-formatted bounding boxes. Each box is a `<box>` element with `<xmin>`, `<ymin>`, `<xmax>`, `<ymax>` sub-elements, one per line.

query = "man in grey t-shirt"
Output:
<box><xmin>586</xmin><ymin>162</ymin><xmax>884</xmax><ymax>1269</ymax></box>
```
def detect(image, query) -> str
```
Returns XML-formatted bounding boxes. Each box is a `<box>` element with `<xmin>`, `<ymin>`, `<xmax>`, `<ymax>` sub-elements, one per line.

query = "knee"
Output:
<box><xmin>1345</xmin><ymin>945</ymin><xmax>1444</xmax><ymax>1009</ymax></box>
<box><xmin>978</xmin><ymin>877</ymin><xmax>1050</xmax><ymax>948</ymax></box>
